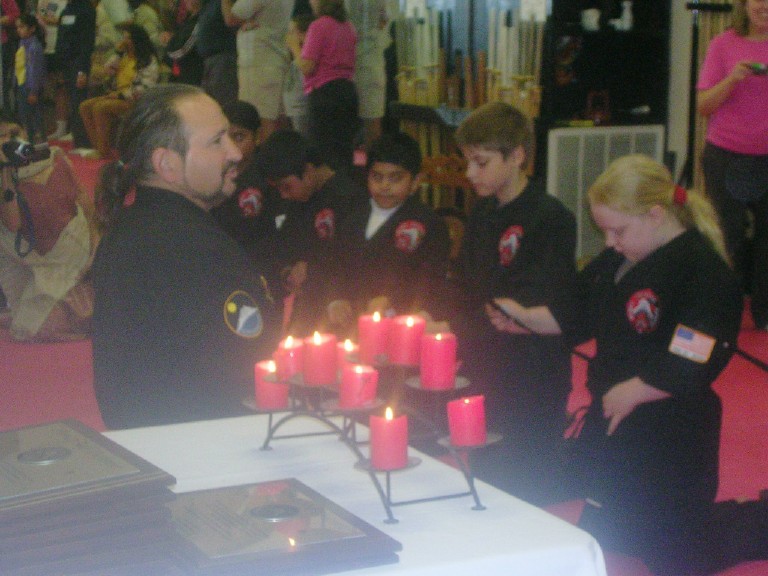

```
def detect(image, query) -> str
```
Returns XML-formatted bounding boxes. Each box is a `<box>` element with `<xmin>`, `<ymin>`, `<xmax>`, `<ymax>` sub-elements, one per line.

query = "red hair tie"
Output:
<box><xmin>673</xmin><ymin>185</ymin><xmax>687</xmax><ymax>206</ymax></box>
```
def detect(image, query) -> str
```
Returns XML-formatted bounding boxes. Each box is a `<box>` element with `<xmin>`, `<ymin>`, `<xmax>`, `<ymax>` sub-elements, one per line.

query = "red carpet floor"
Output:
<box><xmin>2</xmin><ymin>151</ymin><xmax>768</xmax><ymax>575</ymax></box>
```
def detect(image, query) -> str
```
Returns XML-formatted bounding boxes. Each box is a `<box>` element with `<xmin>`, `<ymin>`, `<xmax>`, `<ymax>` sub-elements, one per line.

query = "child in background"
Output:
<box><xmin>325</xmin><ymin>131</ymin><xmax>450</xmax><ymax>333</ymax></box>
<box><xmin>78</xmin><ymin>24</ymin><xmax>160</xmax><ymax>159</ymax></box>
<box><xmin>14</xmin><ymin>15</ymin><xmax>46</xmax><ymax>144</ymax></box>
<box><xmin>283</xmin><ymin>12</ymin><xmax>312</xmax><ymax>138</ymax></box>
<box><xmin>488</xmin><ymin>154</ymin><xmax>768</xmax><ymax>575</ymax></box>
<box><xmin>449</xmin><ymin>101</ymin><xmax>578</xmax><ymax>505</ymax></box>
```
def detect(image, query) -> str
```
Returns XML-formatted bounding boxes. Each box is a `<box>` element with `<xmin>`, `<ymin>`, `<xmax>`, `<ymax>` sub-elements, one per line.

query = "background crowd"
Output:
<box><xmin>0</xmin><ymin>1</ymin><xmax>765</xmax><ymax>574</ymax></box>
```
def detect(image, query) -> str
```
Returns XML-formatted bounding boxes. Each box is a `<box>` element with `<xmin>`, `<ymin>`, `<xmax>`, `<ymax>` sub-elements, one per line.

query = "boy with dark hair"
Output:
<box><xmin>256</xmin><ymin>129</ymin><xmax>357</xmax><ymax>335</ymax></box>
<box><xmin>212</xmin><ymin>100</ymin><xmax>282</xmax><ymax>270</ymax></box>
<box><xmin>450</xmin><ymin>101</ymin><xmax>578</xmax><ymax>505</ymax></box>
<box><xmin>325</xmin><ymin>131</ymin><xmax>450</xmax><ymax>331</ymax></box>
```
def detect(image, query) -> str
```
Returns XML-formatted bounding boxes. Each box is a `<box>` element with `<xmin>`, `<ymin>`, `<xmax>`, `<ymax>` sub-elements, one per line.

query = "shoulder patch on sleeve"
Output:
<box><xmin>668</xmin><ymin>324</ymin><xmax>716</xmax><ymax>363</ymax></box>
<box><xmin>224</xmin><ymin>290</ymin><xmax>264</xmax><ymax>338</ymax></box>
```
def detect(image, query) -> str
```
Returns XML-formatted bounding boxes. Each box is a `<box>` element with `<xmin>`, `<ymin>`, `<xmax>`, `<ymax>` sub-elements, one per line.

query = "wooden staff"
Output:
<box><xmin>464</xmin><ymin>53</ymin><xmax>475</xmax><ymax>109</ymax></box>
<box><xmin>476</xmin><ymin>50</ymin><xmax>487</xmax><ymax>106</ymax></box>
<box><xmin>488</xmin><ymin>8</ymin><xmax>497</xmax><ymax>72</ymax></box>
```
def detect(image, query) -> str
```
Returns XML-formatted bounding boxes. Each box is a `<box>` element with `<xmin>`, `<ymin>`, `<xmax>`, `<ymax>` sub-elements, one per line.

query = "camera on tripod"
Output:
<box><xmin>0</xmin><ymin>140</ymin><xmax>51</xmax><ymax>168</ymax></box>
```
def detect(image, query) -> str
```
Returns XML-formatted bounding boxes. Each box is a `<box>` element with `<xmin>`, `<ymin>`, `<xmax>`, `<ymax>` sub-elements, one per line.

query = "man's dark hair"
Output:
<box><xmin>256</xmin><ymin>129</ymin><xmax>323</xmax><ymax>181</ymax></box>
<box><xmin>366</xmin><ymin>131</ymin><xmax>422</xmax><ymax>177</ymax></box>
<box><xmin>95</xmin><ymin>84</ymin><xmax>204</xmax><ymax>232</ymax></box>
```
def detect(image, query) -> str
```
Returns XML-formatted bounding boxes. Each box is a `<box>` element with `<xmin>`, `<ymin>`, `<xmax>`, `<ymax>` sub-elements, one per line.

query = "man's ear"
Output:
<box><xmin>150</xmin><ymin>147</ymin><xmax>184</xmax><ymax>184</ymax></box>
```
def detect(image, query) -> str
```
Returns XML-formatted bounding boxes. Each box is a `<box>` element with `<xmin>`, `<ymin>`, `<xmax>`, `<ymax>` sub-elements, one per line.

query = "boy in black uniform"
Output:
<box><xmin>92</xmin><ymin>85</ymin><xmax>281</xmax><ymax>429</ymax></box>
<box><xmin>324</xmin><ymin>131</ymin><xmax>450</xmax><ymax>333</ymax></box>
<box><xmin>450</xmin><ymin>102</ymin><xmax>578</xmax><ymax>505</ymax></box>
<box><xmin>256</xmin><ymin>129</ymin><xmax>358</xmax><ymax>336</ymax></box>
<box><xmin>212</xmin><ymin>101</ymin><xmax>282</xmax><ymax>276</ymax></box>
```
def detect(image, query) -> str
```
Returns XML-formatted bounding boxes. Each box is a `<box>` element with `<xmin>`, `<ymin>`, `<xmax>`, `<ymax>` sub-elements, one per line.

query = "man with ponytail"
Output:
<box><xmin>488</xmin><ymin>154</ymin><xmax>768</xmax><ymax>574</ymax></box>
<box><xmin>92</xmin><ymin>84</ymin><xmax>281</xmax><ymax>429</ymax></box>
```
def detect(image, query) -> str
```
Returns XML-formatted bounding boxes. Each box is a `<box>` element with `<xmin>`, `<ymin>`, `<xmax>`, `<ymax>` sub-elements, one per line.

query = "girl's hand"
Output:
<box><xmin>602</xmin><ymin>377</ymin><xmax>671</xmax><ymax>435</ymax></box>
<box><xmin>27</xmin><ymin>94</ymin><xmax>38</xmax><ymax>105</ymax></box>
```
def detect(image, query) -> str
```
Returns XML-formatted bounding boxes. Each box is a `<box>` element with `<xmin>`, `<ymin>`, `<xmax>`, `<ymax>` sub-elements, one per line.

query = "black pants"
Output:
<box><xmin>308</xmin><ymin>79</ymin><xmax>359</xmax><ymax>176</ymax></box>
<box><xmin>702</xmin><ymin>142</ymin><xmax>768</xmax><ymax>327</ymax></box>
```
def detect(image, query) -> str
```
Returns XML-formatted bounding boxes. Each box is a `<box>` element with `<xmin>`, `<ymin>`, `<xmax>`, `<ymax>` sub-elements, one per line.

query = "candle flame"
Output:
<box><xmin>355</xmin><ymin>365</ymin><xmax>364</xmax><ymax>374</ymax></box>
<box><xmin>267</xmin><ymin>360</ymin><xmax>276</xmax><ymax>372</ymax></box>
<box><xmin>285</xmin><ymin>335</ymin><xmax>294</xmax><ymax>347</ymax></box>
<box><xmin>406</xmin><ymin>316</ymin><xmax>415</xmax><ymax>327</ymax></box>
<box><xmin>436</xmin><ymin>333</ymin><xmax>443</xmax><ymax>341</ymax></box>
<box><xmin>385</xmin><ymin>407</ymin><xmax>393</xmax><ymax>420</ymax></box>
<box><xmin>344</xmin><ymin>339</ymin><xmax>354</xmax><ymax>351</ymax></box>
<box><xmin>313</xmin><ymin>331</ymin><xmax>322</xmax><ymax>345</ymax></box>
<box><xmin>373</xmin><ymin>311</ymin><xmax>381</xmax><ymax>322</ymax></box>
<box><xmin>288</xmin><ymin>537</ymin><xmax>296</xmax><ymax>548</ymax></box>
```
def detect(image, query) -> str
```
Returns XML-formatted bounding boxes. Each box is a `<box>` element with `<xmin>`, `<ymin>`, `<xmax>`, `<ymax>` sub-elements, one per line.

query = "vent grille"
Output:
<box><xmin>546</xmin><ymin>125</ymin><xmax>665</xmax><ymax>261</ymax></box>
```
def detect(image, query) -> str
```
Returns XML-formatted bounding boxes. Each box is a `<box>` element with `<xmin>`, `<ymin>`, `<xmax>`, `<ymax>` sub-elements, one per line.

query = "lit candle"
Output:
<box><xmin>420</xmin><ymin>332</ymin><xmax>457</xmax><ymax>390</ymax></box>
<box><xmin>447</xmin><ymin>395</ymin><xmax>487</xmax><ymax>446</ymax></box>
<box><xmin>336</xmin><ymin>338</ymin><xmax>359</xmax><ymax>370</ymax></box>
<box><xmin>388</xmin><ymin>315</ymin><xmax>426</xmax><ymax>366</ymax></box>
<box><xmin>369</xmin><ymin>407</ymin><xmax>408</xmax><ymax>470</ymax></box>
<box><xmin>339</xmin><ymin>364</ymin><xmax>379</xmax><ymax>408</ymax></box>
<box><xmin>254</xmin><ymin>360</ymin><xmax>290</xmax><ymax>410</ymax></box>
<box><xmin>274</xmin><ymin>335</ymin><xmax>304</xmax><ymax>381</ymax></box>
<box><xmin>302</xmin><ymin>331</ymin><xmax>337</xmax><ymax>386</ymax></box>
<box><xmin>357</xmin><ymin>312</ymin><xmax>392</xmax><ymax>365</ymax></box>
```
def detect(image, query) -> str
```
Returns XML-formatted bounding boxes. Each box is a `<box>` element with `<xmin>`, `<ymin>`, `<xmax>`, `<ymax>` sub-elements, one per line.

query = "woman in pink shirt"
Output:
<box><xmin>697</xmin><ymin>0</ymin><xmax>768</xmax><ymax>329</ymax></box>
<box><xmin>287</xmin><ymin>0</ymin><xmax>358</xmax><ymax>175</ymax></box>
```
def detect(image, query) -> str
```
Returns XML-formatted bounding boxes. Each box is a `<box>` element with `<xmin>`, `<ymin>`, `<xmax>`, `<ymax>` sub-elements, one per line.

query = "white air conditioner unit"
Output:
<box><xmin>546</xmin><ymin>124</ymin><xmax>666</xmax><ymax>262</ymax></box>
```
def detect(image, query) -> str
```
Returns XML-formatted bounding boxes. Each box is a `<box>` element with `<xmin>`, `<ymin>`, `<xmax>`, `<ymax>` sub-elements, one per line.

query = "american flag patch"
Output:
<box><xmin>668</xmin><ymin>324</ymin><xmax>716</xmax><ymax>363</ymax></box>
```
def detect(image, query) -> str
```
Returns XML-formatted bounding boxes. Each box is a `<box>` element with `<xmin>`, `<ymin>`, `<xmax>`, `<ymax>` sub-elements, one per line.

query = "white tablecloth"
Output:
<box><xmin>106</xmin><ymin>414</ymin><xmax>606</xmax><ymax>576</ymax></box>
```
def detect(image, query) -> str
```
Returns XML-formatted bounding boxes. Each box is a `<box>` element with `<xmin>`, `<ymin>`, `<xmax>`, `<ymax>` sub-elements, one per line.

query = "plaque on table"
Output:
<box><xmin>0</xmin><ymin>420</ymin><xmax>179</xmax><ymax>576</ymax></box>
<box><xmin>170</xmin><ymin>478</ymin><xmax>402</xmax><ymax>575</ymax></box>
<box><xmin>0</xmin><ymin>419</ymin><xmax>176</xmax><ymax>519</ymax></box>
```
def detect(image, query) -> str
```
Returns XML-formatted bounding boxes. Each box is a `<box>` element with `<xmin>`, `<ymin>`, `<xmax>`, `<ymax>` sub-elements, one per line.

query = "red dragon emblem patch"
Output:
<box><xmin>498</xmin><ymin>225</ymin><xmax>524</xmax><ymax>266</ymax></box>
<box><xmin>626</xmin><ymin>288</ymin><xmax>660</xmax><ymax>334</ymax></box>
<box><xmin>237</xmin><ymin>187</ymin><xmax>263</xmax><ymax>218</ymax></box>
<box><xmin>314</xmin><ymin>208</ymin><xmax>335</xmax><ymax>239</ymax></box>
<box><xmin>394</xmin><ymin>220</ymin><xmax>426</xmax><ymax>252</ymax></box>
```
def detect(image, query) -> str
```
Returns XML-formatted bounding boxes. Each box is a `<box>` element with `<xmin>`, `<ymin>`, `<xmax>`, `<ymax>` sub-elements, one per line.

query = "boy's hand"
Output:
<box><xmin>285</xmin><ymin>261</ymin><xmax>307</xmax><ymax>292</ymax></box>
<box><xmin>27</xmin><ymin>94</ymin><xmax>38</xmax><ymax>105</ymax></box>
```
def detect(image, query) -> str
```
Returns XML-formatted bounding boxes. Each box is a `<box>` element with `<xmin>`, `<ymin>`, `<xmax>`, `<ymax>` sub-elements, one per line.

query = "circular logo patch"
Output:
<box><xmin>224</xmin><ymin>291</ymin><xmax>264</xmax><ymax>338</ymax></box>
<box><xmin>498</xmin><ymin>225</ymin><xmax>524</xmax><ymax>266</ymax></box>
<box><xmin>238</xmin><ymin>187</ymin><xmax>263</xmax><ymax>218</ymax></box>
<box><xmin>626</xmin><ymin>288</ymin><xmax>660</xmax><ymax>334</ymax></box>
<box><xmin>314</xmin><ymin>208</ymin><xmax>336</xmax><ymax>239</ymax></box>
<box><xmin>394</xmin><ymin>220</ymin><xmax>426</xmax><ymax>252</ymax></box>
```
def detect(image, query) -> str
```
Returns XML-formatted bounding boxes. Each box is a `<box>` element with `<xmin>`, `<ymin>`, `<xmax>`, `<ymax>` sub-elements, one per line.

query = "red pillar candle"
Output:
<box><xmin>302</xmin><ymin>331</ymin><xmax>338</xmax><ymax>386</ymax></box>
<box><xmin>369</xmin><ymin>407</ymin><xmax>408</xmax><ymax>470</ymax></box>
<box><xmin>447</xmin><ymin>395</ymin><xmax>487</xmax><ymax>446</ymax></box>
<box><xmin>336</xmin><ymin>338</ymin><xmax>359</xmax><ymax>370</ymax></box>
<box><xmin>274</xmin><ymin>335</ymin><xmax>304</xmax><ymax>381</ymax></box>
<box><xmin>357</xmin><ymin>312</ymin><xmax>392</xmax><ymax>365</ymax></box>
<box><xmin>388</xmin><ymin>315</ymin><xmax>426</xmax><ymax>366</ymax></box>
<box><xmin>420</xmin><ymin>332</ymin><xmax>457</xmax><ymax>390</ymax></box>
<box><xmin>255</xmin><ymin>360</ymin><xmax>290</xmax><ymax>410</ymax></box>
<box><xmin>339</xmin><ymin>364</ymin><xmax>379</xmax><ymax>408</ymax></box>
